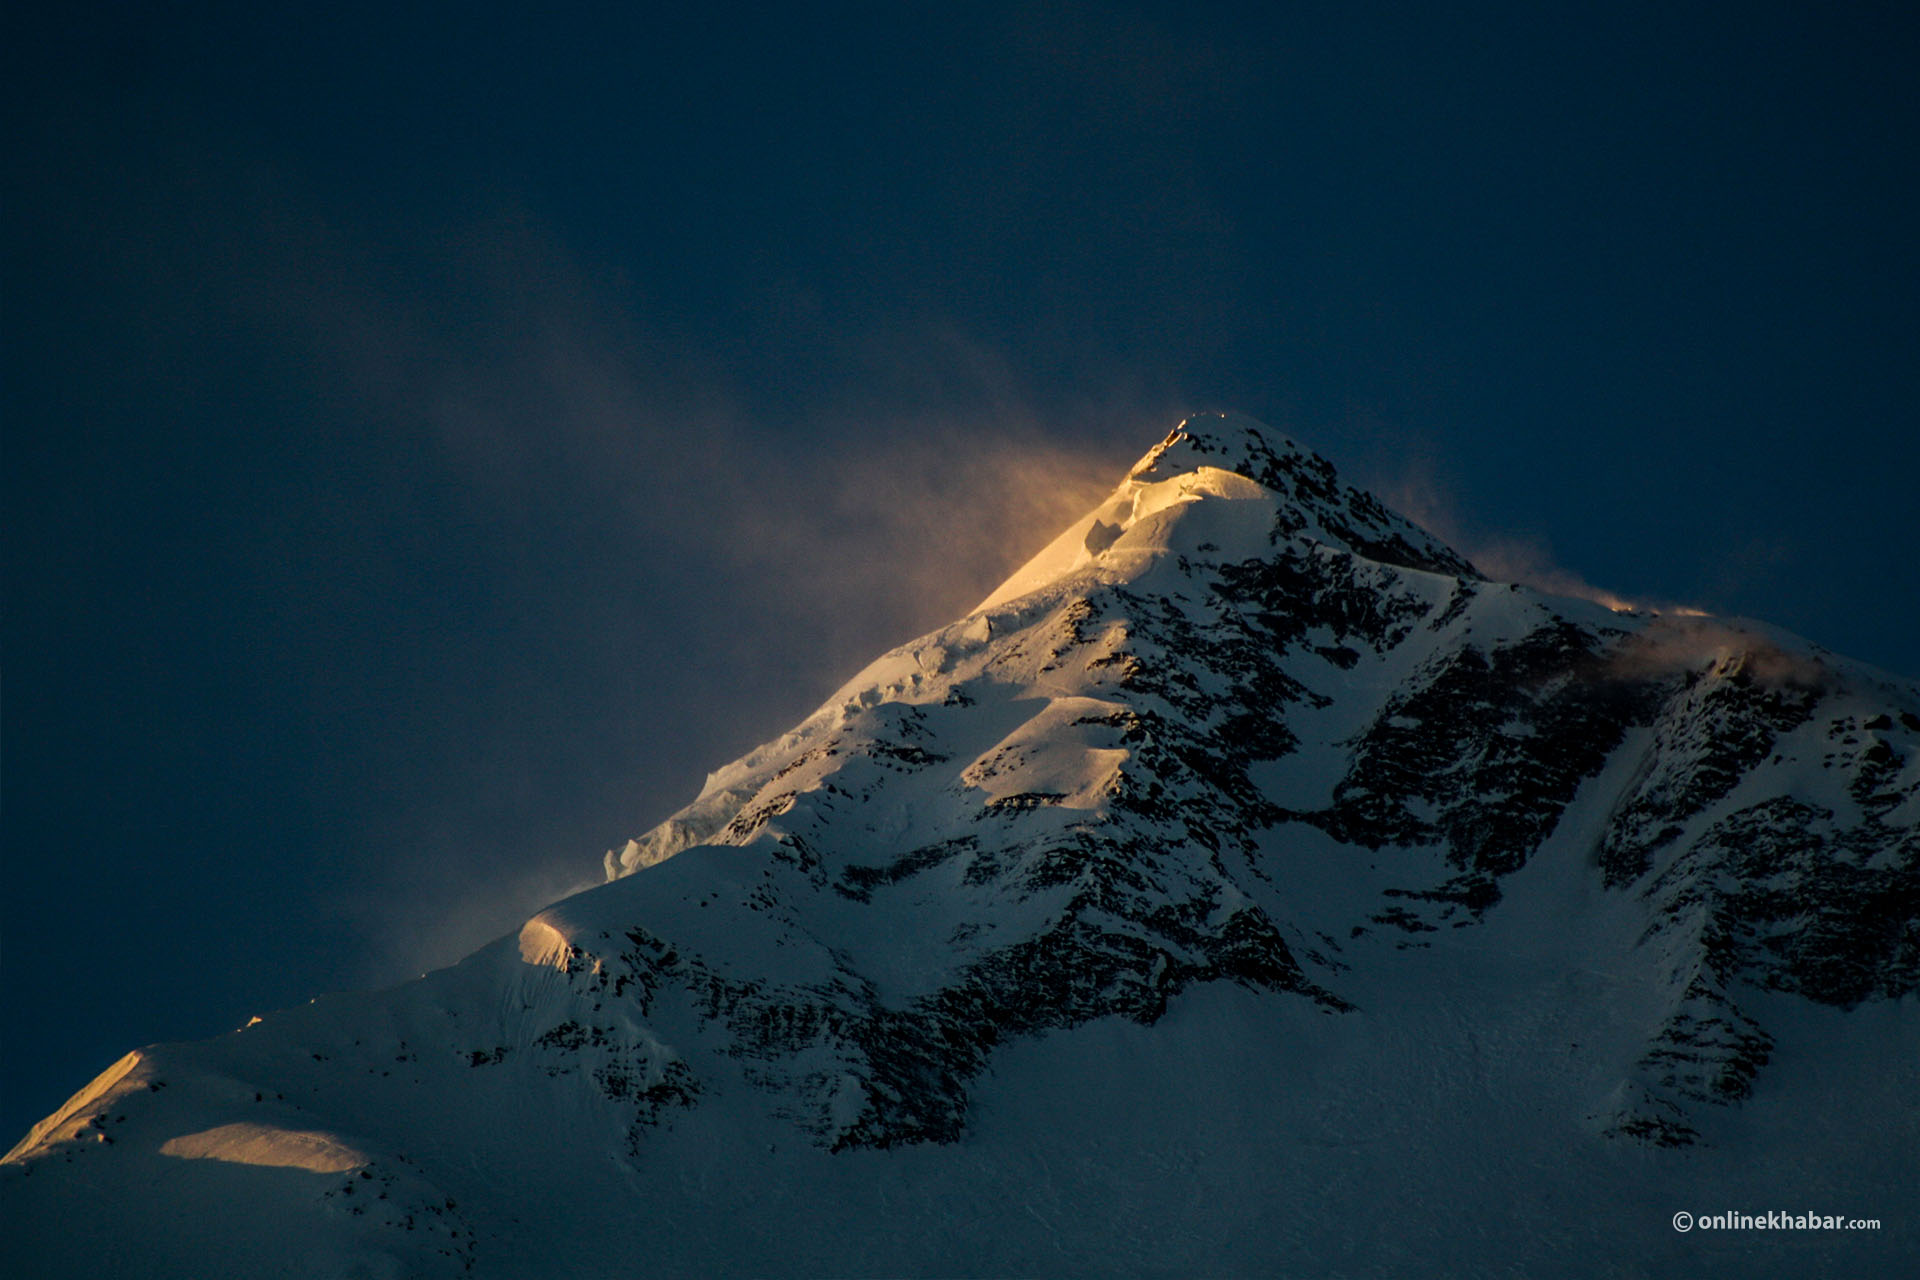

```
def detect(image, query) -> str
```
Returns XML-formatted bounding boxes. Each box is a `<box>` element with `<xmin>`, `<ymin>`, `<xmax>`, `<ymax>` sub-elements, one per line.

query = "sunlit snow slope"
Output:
<box><xmin>5</xmin><ymin>414</ymin><xmax>1915</xmax><ymax>1278</ymax></box>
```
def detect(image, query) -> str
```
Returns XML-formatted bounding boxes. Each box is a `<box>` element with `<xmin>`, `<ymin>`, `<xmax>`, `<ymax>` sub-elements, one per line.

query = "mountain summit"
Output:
<box><xmin>6</xmin><ymin>415</ymin><xmax>1916</xmax><ymax>1277</ymax></box>
<box><xmin>972</xmin><ymin>412</ymin><xmax>1477</xmax><ymax>613</ymax></box>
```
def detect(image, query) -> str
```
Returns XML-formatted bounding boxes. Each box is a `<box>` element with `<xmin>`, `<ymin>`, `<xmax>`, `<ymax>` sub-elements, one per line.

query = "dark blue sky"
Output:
<box><xmin>6</xmin><ymin>1</ymin><xmax>1917</xmax><ymax>1141</ymax></box>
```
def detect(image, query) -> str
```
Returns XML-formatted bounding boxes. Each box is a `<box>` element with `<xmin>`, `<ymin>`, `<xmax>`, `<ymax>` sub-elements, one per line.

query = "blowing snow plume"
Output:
<box><xmin>131</xmin><ymin>183</ymin><xmax>1160</xmax><ymax>992</ymax></box>
<box><xmin>1379</xmin><ymin>459</ymin><xmax>1722</xmax><ymax>618</ymax></box>
<box><xmin>1607</xmin><ymin>613</ymin><xmax>1834</xmax><ymax>689</ymax></box>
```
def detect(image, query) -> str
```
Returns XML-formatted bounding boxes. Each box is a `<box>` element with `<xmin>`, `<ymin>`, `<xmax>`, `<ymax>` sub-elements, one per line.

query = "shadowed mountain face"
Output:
<box><xmin>6</xmin><ymin>415</ymin><xmax>1916</xmax><ymax>1278</ymax></box>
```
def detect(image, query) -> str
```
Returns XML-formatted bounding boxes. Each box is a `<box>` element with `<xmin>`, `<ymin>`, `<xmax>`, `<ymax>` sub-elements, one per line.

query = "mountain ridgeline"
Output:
<box><xmin>6</xmin><ymin>414</ymin><xmax>1915</xmax><ymax>1278</ymax></box>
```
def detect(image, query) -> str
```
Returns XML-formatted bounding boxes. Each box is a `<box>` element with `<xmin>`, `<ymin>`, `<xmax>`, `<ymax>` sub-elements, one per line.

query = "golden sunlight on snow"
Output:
<box><xmin>976</xmin><ymin>463</ymin><xmax>1269</xmax><ymax>612</ymax></box>
<box><xmin>158</xmin><ymin>1122</ymin><xmax>368</xmax><ymax>1174</ymax></box>
<box><xmin>517</xmin><ymin>915</ymin><xmax>572</xmax><ymax>967</ymax></box>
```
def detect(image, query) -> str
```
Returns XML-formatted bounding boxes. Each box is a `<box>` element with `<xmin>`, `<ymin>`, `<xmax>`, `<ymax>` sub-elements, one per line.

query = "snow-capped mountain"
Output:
<box><xmin>5</xmin><ymin>414</ymin><xmax>1915</xmax><ymax>1277</ymax></box>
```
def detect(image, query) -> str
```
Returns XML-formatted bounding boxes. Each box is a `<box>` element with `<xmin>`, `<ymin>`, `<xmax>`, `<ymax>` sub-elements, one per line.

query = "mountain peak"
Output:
<box><xmin>6</xmin><ymin>413</ymin><xmax>1916</xmax><ymax>1279</ymax></box>
<box><xmin>1127</xmin><ymin>410</ymin><xmax>1313</xmax><ymax>486</ymax></box>
<box><xmin>978</xmin><ymin>412</ymin><xmax>1477</xmax><ymax>612</ymax></box>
